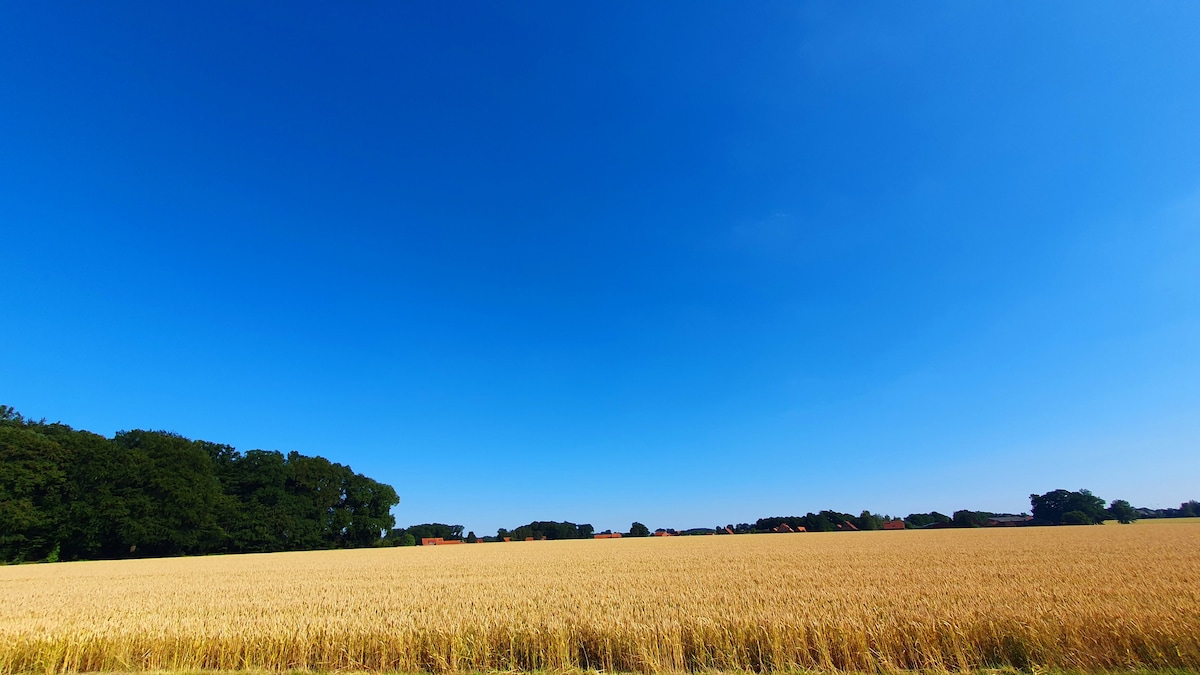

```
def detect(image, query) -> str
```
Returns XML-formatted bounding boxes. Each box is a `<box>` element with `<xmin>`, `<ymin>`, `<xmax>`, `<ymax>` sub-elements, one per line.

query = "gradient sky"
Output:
<box><xmin>2</xmin><ymin>3</ymin><xmax>1198</xmax><ymax>535</ymax></box>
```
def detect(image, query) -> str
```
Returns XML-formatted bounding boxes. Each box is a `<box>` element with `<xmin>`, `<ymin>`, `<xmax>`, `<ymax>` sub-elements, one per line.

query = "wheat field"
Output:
<box><xmin>2</xmin><ymin>524</ymin><xmax>1198</xmax><ymax>674</ymax></box>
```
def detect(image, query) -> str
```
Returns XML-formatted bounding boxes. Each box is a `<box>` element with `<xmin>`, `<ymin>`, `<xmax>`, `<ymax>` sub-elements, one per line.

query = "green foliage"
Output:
<box><xmin>0</xmin><ymin>423</ymin><xmax>70</xmax><ymax>561</ymax></box>
<box><xmin>904</xmin><ymin>512</ymin><xmax>952</xmax><ymax>528</ymax></box>
<box><xmin>856</xmin><ymin>510</ymin><xmax>884</xmax><ymax>531</ymax></box>
<box><xmin>403</xmin><ymin>523</ymin><xmax>464</xmax><ymax>542</ymax></box>
<box><xmin>952</xmin><ymin>510</ymin><xmax>991</xmax><ymax>528</ymax></box>
<box><xmin>1107</xmin><ymin>499</ymin><xmax>1137</xmax><ymax>524</ymax></box>
<box><xmin>0</xmin><ymin>406</ymin><xmax>399</xmax><ymax>563</ymax></box>
<box><xmin>1030</xmin><ymin>489</ymin><xmax>1107</xmax><ymax>525</ymax></box>
<box><xmin>755</xmin><ymin>511</ymin><xmax>858</xmax><ymax>533</ymax></box>
<box><xmin>506</xmin><ymin>521</ymin><xmax>593</xmax><ymax>540</ymax></box>
<box><xmin>1061</xmin><ymin>510</ymin><xmax>1092</xmax><ymax>525</ymax></box>
<box><xmin>629</xmin><ymin>521</ymin><xmax>650</xmax><ymax>537</ymax></box>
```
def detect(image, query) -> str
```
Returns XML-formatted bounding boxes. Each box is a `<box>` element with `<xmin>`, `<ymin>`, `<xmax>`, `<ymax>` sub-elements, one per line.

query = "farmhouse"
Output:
<box><xmin>986</xmin><ymin>515</ymin><xmax>1033</xmax><ymax>527</ymax></box>
<box><xmin>882</xmin><ymin>520</ymin><xmax>906</xmax><ymax>530</ymax></box>
<box><xmin>420</xmin><ymin>537</ymin><xmax>463</xmax><ymax>546</ymax></box>
<box><xmin>594</xmin><ymin>532</ymin><xmax>623</xmax><ymax>539</ymax></box>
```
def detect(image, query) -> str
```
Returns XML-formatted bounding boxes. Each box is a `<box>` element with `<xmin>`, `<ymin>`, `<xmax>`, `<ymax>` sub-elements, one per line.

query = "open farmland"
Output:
<box><xmin>2</xmin><ymin>524</ymin><xmax>1198</xmax><ymax>674</ymax></box>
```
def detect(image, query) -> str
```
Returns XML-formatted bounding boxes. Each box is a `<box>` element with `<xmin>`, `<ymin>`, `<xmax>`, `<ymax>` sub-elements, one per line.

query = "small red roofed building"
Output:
<box><xmin>882</xmin><ymin>520</ymin><xmax>906</xmax><ymax>530</ymax></box>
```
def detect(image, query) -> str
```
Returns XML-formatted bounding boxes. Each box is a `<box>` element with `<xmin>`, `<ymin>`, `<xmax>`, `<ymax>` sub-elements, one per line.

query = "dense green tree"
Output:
<box><xmin>1030</xmin><ymin>489</ymin><xmax>1106</xmax><ymax>525</ymax></box>
<box><xmin>629</xmin><ymin>522</ymin><xmax>650</xmax><ymax>537</ymax></box>
<box><xmin>904</xmin><ymin>512</ymin><xmax>952</xmax><ymax>528</ymax></box>
<box><xmin>341</xmin><ymin>471</ymin><xmax>398</xmax><ymax>546</ymax></box>
<box><xmin>0</xmin><ymin>406</ymin><xmax>399</xmax><ymax>563</ymax></box>
<box><xmin>856</xmin><ymin>510</ymin><xmax>884</xmax><ymax>531</ymax></box>
<box><xmin>0</xmin><ymin>421</ymin><xmax>70</xmax><ymax>561</ymax></box>
<box><xmin>383</xmin><ymin>528</ymin><xmax>418</xmax><ymax>546</ymax></box>
<box><xmin>1061</xmin><ymin>510</ymin><xmax>1092</xmax><ymax>525</ymax></box>
<box><xmin>507</xmin><ymin>521</ymin><xmax>593</xmax><ymax>540</ymax></box>
<box><xmin>112</xmin><ymin>430</ymin><xmax>228</xmax><ymax>556</ymax></box>
<box><xmin>406</xmin><ymin>523</ymin><xmax>464</xmax><ymax>542</ymax></box>
<box><xmin>1106</xmin><ymin>499</ymin><xmax>1137</xmax><ymax>524</ymax></box>
<box><xmin>47</xmin><ymin>424</ymin><xmax>147</xmax><ymax>559</ymax></box>
<box><xmin>952</xmin><ymin>510</ymin><xmax>990</xmax><ymax>528</ymax></box>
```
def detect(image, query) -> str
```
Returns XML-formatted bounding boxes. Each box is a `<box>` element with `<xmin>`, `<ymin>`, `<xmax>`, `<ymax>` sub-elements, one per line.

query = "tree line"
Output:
<box><xmin>386</xmin><ymin>489</ymin><xmax>1196</xmax><ymax>546</ymax></box>
<box><xmin>6</xmin><ymin>405</ymin><xmax>1197</xmax><ymax>560</ymax></box>
<box><xmin>0</xmin><ymin>406</ymin><xmax>398</xmax><ymax>563</ymax></box>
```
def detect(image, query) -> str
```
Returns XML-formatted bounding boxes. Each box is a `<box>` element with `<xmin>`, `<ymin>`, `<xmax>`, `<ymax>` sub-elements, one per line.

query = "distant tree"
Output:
<box><xmin>1106</xmin><ymin>499</ymin><xmax>1137</xmax><ymax>524</ymax></box>
<box><xmin>629</xmin><ymin>522</ymin><xmax>650</xmax><ymax>537</ymax></box>
<box><xmin>952</xmin><ymin>510</ymin><xmax>990</xmax><ymax>528</ymax></box>
<box><xmin>466</xmin><ymin>531</ymin><xmax>477</xmax><ymax>543</ymax></box>
<box><xmin>406</xmin><ymin>523</ymin><xmax>464</xmax><ymax>542</ymax></box>
<box><xmin>506</xmin><ymin>521</ymin><xmax>593</xmax><ymax>541</ymax></box>
<box><xmin>856</xmin><ymin>510</ymin><xmax>884</xmax><ymax>531</ymax></box>
<box><xmin>904</xmin><ymin>512</ymin><xmax>951</xmax><ymax>528</ymax></box>
<box><xmin>1030</xmin><ymin>489</ymin><xmax>1106</xmax><ymax>525</ymax></box>
<box><xmin>1061</xmin><ymin>510</ymin><xmax>1092</xmax><ymax>525</ymax></box>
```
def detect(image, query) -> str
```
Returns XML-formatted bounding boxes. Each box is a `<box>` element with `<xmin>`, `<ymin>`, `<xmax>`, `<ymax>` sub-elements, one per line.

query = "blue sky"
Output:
<box><xmin>2</xmin><ymin>3</ymin><xmax>1198</xmax><ymax>534</ymax></box>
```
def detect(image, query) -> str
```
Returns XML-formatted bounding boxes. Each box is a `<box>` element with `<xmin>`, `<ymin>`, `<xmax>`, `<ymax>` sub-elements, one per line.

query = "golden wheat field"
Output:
<box><xmin>2</xmin><ymin>524</ymin><xmax>1198</xmax><ymax>674</ymax></box>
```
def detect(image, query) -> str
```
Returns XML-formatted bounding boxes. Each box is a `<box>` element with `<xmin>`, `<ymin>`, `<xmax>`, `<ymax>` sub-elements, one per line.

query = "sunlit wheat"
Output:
<box><xmin>1</xmin><ymin>524</ymin><xmax>1197</xmax><ymax>673</ymax></box>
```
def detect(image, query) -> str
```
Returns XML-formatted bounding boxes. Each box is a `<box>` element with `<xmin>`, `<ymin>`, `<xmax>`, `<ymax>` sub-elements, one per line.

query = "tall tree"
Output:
<box><xmin>1030</xmin><ymin>489</ymin><xmax>1107</xmax><ymax>525</ymax></box>
<box><xmin>1106</xmin><ymin>499</ymin><xmax>1137</xmax><ymax>524</ymax></box>
<box><xmin>0</xmin><ymin>406</ymin><xmax>400</xmax><ymax>563</ymax></box>
<box><xmin>0</xmin><ymin>422</ymin><xmax>70</xmax><ymax>561</ymax></box>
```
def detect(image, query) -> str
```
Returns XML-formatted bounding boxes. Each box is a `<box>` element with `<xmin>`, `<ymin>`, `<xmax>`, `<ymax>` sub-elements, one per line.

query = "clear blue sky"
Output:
<box><xmin>3</xmin><ymin>3</ymin><xmax>1198</xmax><ymax>535</ymax></box>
